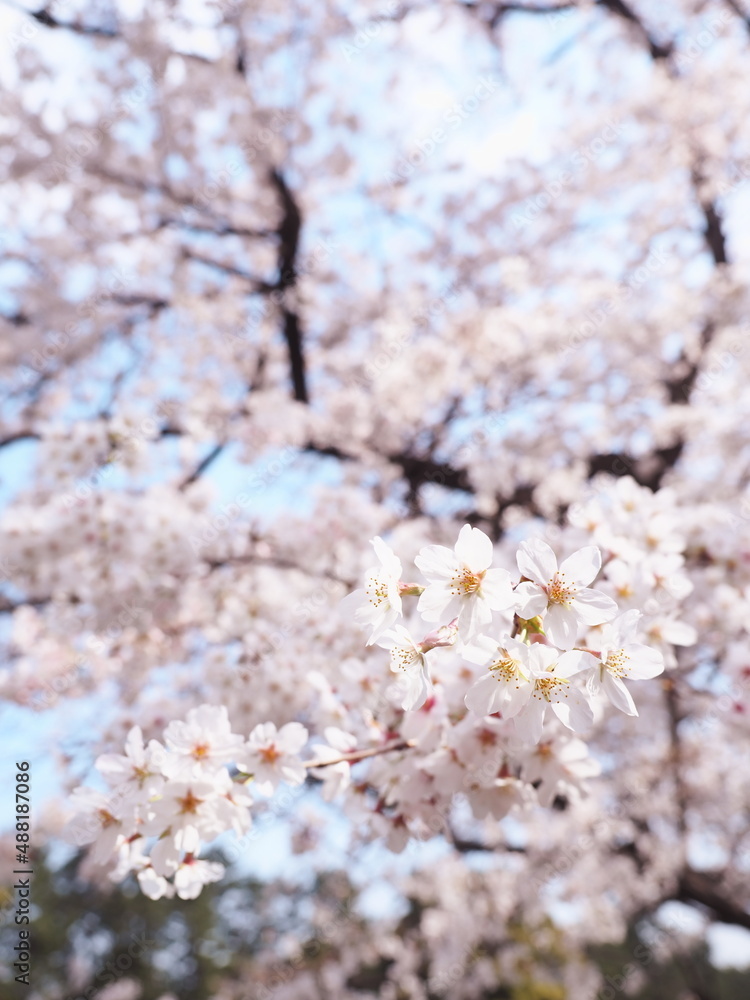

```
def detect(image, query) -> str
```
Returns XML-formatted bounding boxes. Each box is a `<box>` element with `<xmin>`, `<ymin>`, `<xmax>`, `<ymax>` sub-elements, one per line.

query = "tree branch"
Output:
<box><xmin>304</xmin><ymin>739</ymin><xmax>416</xmax><ymax>768</ymax></box>
<box><xmin>676</xmin><ymin>868</ymin><xmax>750</xmax><ymax>931</ymax></box>
<box><xmin>30</xmin><ymin>7</ymin><xmax>119</xmax><ymax>37</ymax></box>
<box><xmin>269</xmin><ymin>168</ymin><xmax>309</xmax><ymax>404</ymax></box>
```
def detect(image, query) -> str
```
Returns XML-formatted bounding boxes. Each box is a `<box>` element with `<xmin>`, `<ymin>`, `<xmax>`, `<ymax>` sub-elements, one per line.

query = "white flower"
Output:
<box><xmin>344</xmin><ymin>536</ymin><xmax>403</xmax><ymax>644</ymax></box>
<box><xmin>137</xmin><ymin>866</ymin><xmax>175</xmax><ymax>900</ymax></box>
<box><xmin>62</xmin><ymin>787</ymin><xmax>134</xmax><ymax>862</ymax></box>
<box><xmin>238</xmin><ymin>721</ymin><xmax>309</xmax><ymax>794</ymax></box>
<box><xmin>377</xmin><ymin>624</ymin><xmax>433</xmax><ymax>711</ymax></box>
<box><xmin>515</xmin><ymin>539</ymin><xmax>617</xmax><ymax>648</ymax></box>
<box><xmin>95</xmin><ymin>725</ymin><xmax>167</xmax><ymax>802</ymax></box>
<box><xmin>173</xmin><ymin>857</ymin><xmax>226</xmax><ymax>899</ymax></box>
<box><xmin>143</xmin><ymin>777</ymin><xmax>229</xmax><ymax>852</ymax></box>
<box><xmin>464</xmin><ymin>634</ymin><xmax>534</xmax><ymax>718</ymax></box>
<box><xmin>416</xmin><ymin>524</ymin><xmax>514</xmax><ymax>638</ymax></box>
<box><xmin>520</xmin><ymin>734</ymin><xmax>601</xmax><ymax>806</ymax></box>
<box><xmin>514</xmin><ymin>645</ymin><xmax>595</xmax><ymax>744</ymax></box>
<box><xmin>163</xmin><ymin>705</ymin><xmax>246</xmax><ymax>778</ymax></box>
<box><xmin>586</xmin><ymin>610</ymin><xmax>665</xmax><ymax>716</ymax></box>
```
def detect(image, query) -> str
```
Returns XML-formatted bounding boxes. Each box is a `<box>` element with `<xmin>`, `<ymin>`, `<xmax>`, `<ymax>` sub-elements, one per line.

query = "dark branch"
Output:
<box><xmin>676</xmin><ymin>868</ymin><xmax>750</xmax><ymax>931</ymax></box>
<box><xmin>596</xmin><ymin>0</ymin><xmax>673</xmax><ymax>60</ymax></box>
<box><xmin>31</xmin><ymin>8</ymin><xmax>119</xmax><ymax>37</ymax></box>
<box><xmin>179</xmin><ymin>443</ymin><xmax>226</xmax><ymax>490</ymax></box>
<box><xmin>269</xmin><ymin>168</ymin><xmax>309</xmax><ymax>404</ymax></box>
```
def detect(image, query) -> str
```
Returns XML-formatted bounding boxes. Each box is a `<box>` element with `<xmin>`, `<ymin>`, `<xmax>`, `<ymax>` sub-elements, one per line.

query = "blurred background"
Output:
<box><xmin>2</xmin><ymin>0</ymin><xmax>750</xmax><ymax>997</ymax></box>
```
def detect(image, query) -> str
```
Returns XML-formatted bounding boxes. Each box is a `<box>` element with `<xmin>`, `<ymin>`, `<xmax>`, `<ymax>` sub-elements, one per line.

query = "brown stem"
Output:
<box><xmin>304</xmin><ymin>738</ymin><xmax>416</xmax><ymax>769</ymax></box>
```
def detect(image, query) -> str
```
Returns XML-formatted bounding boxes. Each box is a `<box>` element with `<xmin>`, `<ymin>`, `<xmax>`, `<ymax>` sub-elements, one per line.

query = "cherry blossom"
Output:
<box><xmin>348</xmin><ymin>535</ymin><xmax>404</xmax><ymax>644</ymax></box>
<box><xmin>238</xmin><ymin>721</ymin><xmax>309</xmax><ymax>794</ymax></box>
<box><xmin>416</xmin><ymin>524</ymin><xmax>515</xmax><ymax>638</ymax></box>
<box><xmin>95</xmin><ymin>725</ymin><xmax>167</xmax><ymax>802</ymax></box>
<box><xmin>585</xmin><ymin>610</ymin><xmax>665</xmax><ymax>716</ymax></box>
<box><xmin>376</xmin><ymin>624</ymin><xmax>434</xmax><ymax>711</ymax></box>
<box><xmin>513</xmin><ymin>645</ymin><xmax>596</xmax><ymax>745</ymax></box>
<box><xmin>463</xmin><ymin>634</ymin><xmax>534</xmax><ymax>719</ymax></box>
<box><xmin>515</xmin><ymin>539</ymin><xmax>618</xmax><ymax>649</ymax></box>
<box><xmin>2</xmin><ymin>0</ymin><xmax>749</xmax><ymax>985</ymax></box>
<box><xmin>163</xmin><ymin>704</ymin><xmax>246</xmax><ymax>778</ymax></box>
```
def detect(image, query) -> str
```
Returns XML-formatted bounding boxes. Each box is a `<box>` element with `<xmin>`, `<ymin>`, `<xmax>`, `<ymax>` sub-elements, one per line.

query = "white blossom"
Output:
<box><xmin>515</xmin><ymin>539</ymin><xmax>618</xmax><ymax>648</ymax></box>
<box><xmin>416</xmin><ymin>524</ymin><xmax>515</xmax><ymax>638</ymax></box>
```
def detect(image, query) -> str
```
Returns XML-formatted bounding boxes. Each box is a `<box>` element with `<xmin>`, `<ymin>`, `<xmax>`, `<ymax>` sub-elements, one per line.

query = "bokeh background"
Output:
<box><xmin>3</xmin><ymin>1</ymin><xmax>750</xmax><ymax>998</ymax></box>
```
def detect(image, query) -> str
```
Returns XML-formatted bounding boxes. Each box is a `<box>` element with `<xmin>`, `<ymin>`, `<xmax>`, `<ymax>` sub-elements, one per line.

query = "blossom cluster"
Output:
<box><xmin>353</xmin><ymin>525</ymin><xmax>665</xmax><ymax>743</ymax></box>
<box><xmin>64</xmin><ymin>706</ymin><xmax>309</xmax><ymax>899</ymax></box>
<box><xmin>64</xmin><ymin>524</ymin><xmax>672</xmax><ymax>898</ymax></box>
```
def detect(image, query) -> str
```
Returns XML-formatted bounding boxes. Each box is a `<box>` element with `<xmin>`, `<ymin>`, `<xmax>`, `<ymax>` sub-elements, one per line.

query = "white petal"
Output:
<box><xmin>621</xmin><ymin>643</ymin><xmax>664</xmax><ymax>679</ymax></box>
<box><xmin>527</xmin><ymin>643</ymin><xmax>559</xmax><ymax>674</ymax></box>
<box><xmin>559</xmin><ymin>545</ymin><xmax>601</xmax><ymax>586</ymax></box>
<box><xmin>514</xmin><ymin>697</ymin><xmax>546</xmax><ymax>744</ymax></box>
<box><xmin>455</xmin><ymin>524</ymin><xmax>494</xmax><ymax>572</ymax></box>
<box><xmin>503</xmin><ymin>680</ymin><xmax>534</xmax><ymax>718</ymax></box>
<box><xmin>572</xmin><ymin>588</ymin><xmax>618</xmax><ymax>626</ymax></box>
<box><xmin>371</xmin><ymin>536</ymin><xmax>402</xmax><ymax>577</ymax></box>
<box><xmin>514</xmin><ymin>582</ymin><xmax>547</xmax><ymax>619</ymax></box>
<box><xmin>660</xmin><ymin>620</ymin><xmax>697</xmax><ymax>646</ymax></box>
<box><xmin>417</xmin><ymin>584</ymin><xmax>456</xmax><ymax>622</ymax></box>
<box><xmin>517</xmin><ymin>538</ymin><xmax>557</xmax><ymax>586</ymax></box>
<box><xmin>402</xmin><ymin>664</ymin><xmax>432</xmax><ymax>711</ymax></box>
<box><xmin>602</xmin><ymin>671</ymin><xmax>638</xmax><ymax>715</ymax></box>
<box><xmin>543</xmin><ymin>604</ymin><xmax>578</xmax><ymax>649</ymax></box>
<box><xmin>464</xmin><ymin>673</ymin><xmax>503</xmax><ymax>715</ymax></box>
<box><xmin>415</xmin><ymin>544</ymin><xmax>456</xmax><ymax>580</ymax></box>
<box><xmin>461</xmin><ymin>633</ymin><xmax>499</xmax><ymax>665</ymax></box>
<box><xmin>551</xmin><ymin>690</ymin><xmax>595</xmax><ymax>732</ymax></box>
<box><xmin>278</xmin><ymin>722</ymin><xmax>309</xmax><ymax>753</ymax></box>
<box><xmin>363</xmin><ymin>606</ymin><xmax>401</xmax><ymax>646</ymax></box>
<box><xmin>457</xmin><ymin>593</ymin><xmax>492</xmax><ymax>638</ymax></box>
<box><xmin>481</xmin><ymin>568</ymin><xmax>515</xmax><ymax>610</ymax></box>
<box><xmin>556</xmin><ymin>650</ymin><xmax>597</xmax><ymax>678</ymax></box>
<box><xmin>138</xmin><ymin>868</ymin><xmax>172</xmax><ymax>900</ymax></box>
<box><xmin>611</xmin><ymin>609</ymin><xmax>641</xmax><ymax>644</ymax></box>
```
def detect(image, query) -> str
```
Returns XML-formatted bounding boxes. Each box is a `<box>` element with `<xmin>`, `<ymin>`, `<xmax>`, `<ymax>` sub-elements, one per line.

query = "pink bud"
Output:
<box><xmin>419</xmin><ymin>619</ymin><xmax>459</xmax><ymax>652</ymax></box>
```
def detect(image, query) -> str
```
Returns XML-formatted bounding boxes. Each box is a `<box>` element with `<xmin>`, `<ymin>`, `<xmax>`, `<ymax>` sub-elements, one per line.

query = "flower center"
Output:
<box><xmin>367</xmin><ymin>575</ymin><xmax>389</xmax><ymax>607</ymax></box>
<box><xmin>391</xmin><ymin>646</ymin><xmax>420</xmax><ymax>672</ymax></box>
<box><xmin>98</xmin><ymin>808</ymin><xmax>117</xmax><ymax>828</ymax></box>
<box><xmin>533</xmin><ymin>675</ymin><xmax>569</xmax><ymax>702</ymax></box>
<box><xmin>260</xmin><ymin>745</ymin><xmax>281</xmax><ymax>764</ymax></box>
<box><xmin>489</xmin><ymin>657</ymin><xmax>518</xmax><ymax>683</ymax></box>
<box><xmin>604</xmin><ymin>647</ymin><xmax>630</xmax><ymax>678</ymax></box>
<box><xmin>177</xmin><ymin>789</ymin><xmax>203</xmax><ymax>814</ymax></box>
<box><xmin>450</xmin><ymin>567</ymin><xmax>483</xmax><ymax>596</ymax></box>
<box><xmin>547</xmin><ymin>572</ymin><xmax>577</xmax><ymax>606</ymax></box>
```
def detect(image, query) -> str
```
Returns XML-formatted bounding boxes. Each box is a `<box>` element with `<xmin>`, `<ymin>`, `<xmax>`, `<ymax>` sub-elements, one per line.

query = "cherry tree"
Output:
<box><xmin>2</xmin><ymin>0</ymin><xmax>750</xmax><ymax>996</ymax></box>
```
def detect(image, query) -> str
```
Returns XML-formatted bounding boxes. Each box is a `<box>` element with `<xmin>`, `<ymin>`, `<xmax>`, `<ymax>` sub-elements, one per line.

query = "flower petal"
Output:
<box><xmin>402</xmin><ymin>663</ymin><xmax>432</xmax><ymax>711</ymax></box>
<box><xmin>556</xmin><ymin>649</ymin><xmax>597</xmax><ymax>678</ymax></box>
<box><xmin>514</xmin><ymin>582</ymin><xmax>547</xmax><ymax>619</ymax></box>
<box><xmin>455</xmin><ymin>524</ymin><xmax>494</xmax><ymax>571</ymax></box>
<box><xmin>417</xmin><ymin>584</ymin><xmax>456</xmax><ymax>622</ymax></box>
<box><xmin>514</xmin><ymin>696</ymin><xmax>546</xmax><ymax>744</ymax></box>
<box><xmin>481</xmin><ymin>568</ymin><xmax>515</xmax><ymax>610</ymax></box>
<box><xmin>621</xmin><ymin>643</ymin><xmax>665</xmax><ymax>679</ymax></box>
<box><xmin>602</xmin><ymin>671</ymin><xmax>638</xmax><ymax>715</ymax></box>
<box><xmin>543</xmin><ymin>603</ymin><xmax>578</xmax><ymax>649</ymax></box>
<box><xmin>551</xmin><ymin>690</ymin><xmax>594</xmax><ymax>732</ymax></box>
<box><xmin>559</xmin><ymin>545</ymin><xmax>601</xmax><ymax>586</ymax></box>
<box><xmin>517</xmin><ymin>538</ymin><xmax>557</xmax><ymax>586</ymax></box>
<box><xmin>415</xmin><ymin>544</ymin><xmax>456</xmax><ymax>580</ymax></box>
<box><xmin>465</xmin><ymin>673</ymin><xmax>503</xmax><ymax>715</ymax></box>
<box><xmin>371</xmin><ymin>536</ymin><xmax>402</xmax><ymax>577</ymax></box>
<box><xmin>572</xmin><ymin>588</ymin><xmax>618</xmax><ymax>626</ymax></box>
